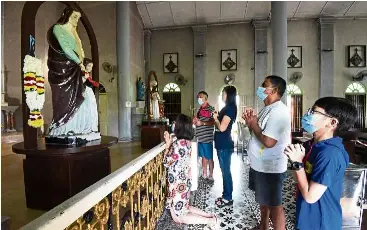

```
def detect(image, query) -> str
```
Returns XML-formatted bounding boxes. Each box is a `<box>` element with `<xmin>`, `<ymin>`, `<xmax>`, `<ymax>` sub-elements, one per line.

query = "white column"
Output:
<box><xmin>252</xmin><ymin>20</ymin><xmax>270</xmax><ymax>111</ymax></box>
<box><xmin>1</xmin><ymin>1</ymin><xmax>5</xmax><ymax>94</ymax></box>
<box><xmin>116</xmin><ymin>2</ymin><xmax>132</xmax><ymax>141</ymax></box>
<box><xmin>144</xmin><ymin>30</ymin><xmax>151</xmax><ymax>83</ymax></box>
<box><xmin>192</xmin><ymin>25</ymin><xmax>207</xmax><ymax>108</ymax></box>
<box><xmin>271</xmin><ymin>2</ymin><xmax>288</xmax><ymax>104</ymax></box>
<box><xmin>318</xmin><ymin>18</ymin><xmax>335</xmax><ymax>98</ymax></box>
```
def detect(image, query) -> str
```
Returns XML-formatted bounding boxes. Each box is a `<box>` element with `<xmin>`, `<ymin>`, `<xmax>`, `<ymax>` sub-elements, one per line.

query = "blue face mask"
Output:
<box><xmin>301</xmin><ymin>114</ymin><xmax>320</xmax><ymax>134</ymax></box>
<box><xmin>198</xmin><ymin>98</ymin><xmax>204</xmax><ymax>105</ymax></box>
<box><xmin>256</xmin><ymin>87</ymin><xmax>268</xmax><ymax>101</ymax></box>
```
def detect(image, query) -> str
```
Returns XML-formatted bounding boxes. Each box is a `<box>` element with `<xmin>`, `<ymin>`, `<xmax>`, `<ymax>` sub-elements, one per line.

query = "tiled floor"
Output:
<box><xmin>156</xmin><ymin>150</ymin><xmax>367</xmax><ymax>230</ymax></box>
<box><xmin>156</xmin><ymin>151</ymin><xmax>297</xmax><ymax>230</ymax></box>
<box><xmin>1</xmin><ymin>139</ymin><xmax>146</xmax><ymax>230</ymax></box>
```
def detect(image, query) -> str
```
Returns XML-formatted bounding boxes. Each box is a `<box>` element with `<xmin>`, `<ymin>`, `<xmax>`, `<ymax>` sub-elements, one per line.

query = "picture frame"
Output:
<box><xmin>221</xmin><ymin>49</ymin><xmax>237</xmax><ymax>71</ymax></box>
<box><xmin>347</xmin><ymin>45</ymin><xmax>366</xmax><ymax>68</ymax></box>
<box><xmin>163</xmin><ymin>53</ymin><xmax>179</xmax><ymax>73</ymax></box>
<box><xmin>287</xmin><ymin>46</ymin><xmax>302</xmax><ymax>68</ymax></box>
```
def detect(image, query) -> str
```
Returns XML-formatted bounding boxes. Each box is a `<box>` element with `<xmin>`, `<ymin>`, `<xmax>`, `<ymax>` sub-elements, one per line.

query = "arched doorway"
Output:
<box><xmin>345</xmin><ymin>82</ymin><xmax>366</xmax><ymax>129</ymax></box>
<box><xmin>163</xmin><ymin>83</ymin><xmax>181</xmax><ymax>122</ymax></box>
<box><xmin>287</xmin><ymin>84</ymin><xmax>303</xmax><ymax>131</ymax></box>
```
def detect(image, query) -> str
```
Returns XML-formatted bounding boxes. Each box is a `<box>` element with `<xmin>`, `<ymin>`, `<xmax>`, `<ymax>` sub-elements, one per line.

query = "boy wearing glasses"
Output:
<box><xmin>285</xmin><ymin>97</ymin><xmax>357</xmax><ymax>230</ymax></box>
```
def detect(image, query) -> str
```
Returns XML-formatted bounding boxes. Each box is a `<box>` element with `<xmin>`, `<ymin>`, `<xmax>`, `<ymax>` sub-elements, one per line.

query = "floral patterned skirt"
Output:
<box><xmin>166</xmin><ymin>173</ymin><xmax>192</xmax><ymax>217</ymax></box>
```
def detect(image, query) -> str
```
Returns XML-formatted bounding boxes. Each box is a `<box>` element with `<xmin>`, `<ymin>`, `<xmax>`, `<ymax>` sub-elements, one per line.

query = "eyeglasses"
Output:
<box><xmin>306</xmin><ymin>108</ymin><xmax>333</xmax><ymax>118</ymax></box>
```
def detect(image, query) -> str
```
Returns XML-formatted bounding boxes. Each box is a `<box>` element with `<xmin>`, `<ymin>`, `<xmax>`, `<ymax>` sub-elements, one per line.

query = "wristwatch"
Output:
<box><xmin>291</xmin><ymin>161</ymin><xmax>304</xmax><ymax>171</ymax></box>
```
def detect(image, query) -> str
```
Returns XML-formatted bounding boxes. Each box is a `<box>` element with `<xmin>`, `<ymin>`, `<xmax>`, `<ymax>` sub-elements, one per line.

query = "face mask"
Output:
<box><xmin>301</xmin><ymin>114</ymin><xmax>320</xmax><ymax>134</ymax></box>
<box><xmin>198</xmin><ymin>98</ymin><xmax>204</xmax><ymax>105</ymax></box>
<box><xmin>256</xmin><ymin>87</ymin><xmax>268</xmax><ymax>101</ymax></box>
<box><xmin>171</xmin><ymin>123</ymin><xmax>175</xmax><ymax>133</ymax></box>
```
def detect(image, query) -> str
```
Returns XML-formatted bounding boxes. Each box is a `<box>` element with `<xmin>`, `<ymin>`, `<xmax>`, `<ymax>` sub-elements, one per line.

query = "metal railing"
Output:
<box><xmin>20</xmin><ymin>143</ymin><xmax>167</xmax><ymax>230</ymax></box>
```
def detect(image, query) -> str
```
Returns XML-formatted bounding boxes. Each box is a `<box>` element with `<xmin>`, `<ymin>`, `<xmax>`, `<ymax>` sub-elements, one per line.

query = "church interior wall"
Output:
<box><xmin>150</xmin><ymin>19</ymin><xmax>367</xmax><ymax>116</ymax></box>
<box><xmin>334</xmin><ymin>19</ymin><xmax>367</xmax><ymax>98</ymax></box>
<box><xmin>2</xmin><ymin>1</ymin><xmax>366</xmax><ymax>132</ymax></box>
<box><xmin>150</xmin><ymin>28</ymin><xmax>194</xmax><ymax>116</ymax></box>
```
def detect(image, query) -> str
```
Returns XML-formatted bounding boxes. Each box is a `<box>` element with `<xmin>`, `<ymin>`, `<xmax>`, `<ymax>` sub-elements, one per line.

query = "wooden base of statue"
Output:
<box><xmin>141</xmin><ymin>119</ymin><xmax>168</xmax><ymax>149</ymax></box>
<box><xmin>12</xmin><ymin>136</ymin><xmax>117</xmax><ymax>210</ymax></box>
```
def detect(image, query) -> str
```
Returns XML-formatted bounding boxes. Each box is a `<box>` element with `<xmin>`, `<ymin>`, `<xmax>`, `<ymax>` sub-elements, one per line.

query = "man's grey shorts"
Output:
<box><xmin>248</xmin><ymin>167</ymin><xmax>286</xmax><ymax>206</ymax></box>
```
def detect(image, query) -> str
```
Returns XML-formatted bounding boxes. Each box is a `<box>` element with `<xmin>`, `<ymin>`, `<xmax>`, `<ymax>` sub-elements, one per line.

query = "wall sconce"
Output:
<box><xmin>321</xmin><ymin>48</ymin><xmax>334</xmax><ymax>52</ymax></box>
<box><xmin>256</xmin><ymin>50</ymin><xmax>268</xmax><ymax>54</ymax></box>
<box><xmin>195</xmin><ymin>53</ymin><xmax>206</xmax><ymax>58</ymax></box>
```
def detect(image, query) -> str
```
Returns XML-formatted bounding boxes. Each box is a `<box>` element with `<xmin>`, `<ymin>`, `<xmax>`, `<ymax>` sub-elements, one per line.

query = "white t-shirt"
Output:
<box><xmin>248</xmin><ymin>101</ymin><xmax>291</xmax><ymax>173</ymax></box>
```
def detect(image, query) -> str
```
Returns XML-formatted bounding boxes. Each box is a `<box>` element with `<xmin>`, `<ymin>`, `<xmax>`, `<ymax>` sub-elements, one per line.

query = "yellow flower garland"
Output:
<box><xmin>23</xmin><ymin>55</ymin><xmax>45</xmax><ymax>128</ymax></box>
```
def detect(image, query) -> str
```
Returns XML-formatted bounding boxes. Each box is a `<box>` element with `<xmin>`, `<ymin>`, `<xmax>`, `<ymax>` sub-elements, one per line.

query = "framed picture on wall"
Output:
<box><xmin>221</xmin><ymin>49</ymin><xmax>237</xmax><ymax>71</ymax></box>
<box><xmin>163</xmin><ymin>53</ymin><xmax>179</xmax><ymax>73</ymax></box>
<box><xmin>287</xmin><ymin>46</ymin><xmax>302</xmax><ymax>68</ymax></box>
<box><xmin>347</xmin><ymin>45</ymin><xmax>366</xmax><ymax>68</ymax></box>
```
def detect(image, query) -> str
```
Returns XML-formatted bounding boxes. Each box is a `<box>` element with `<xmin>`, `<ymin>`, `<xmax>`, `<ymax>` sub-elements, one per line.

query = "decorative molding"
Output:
<box><xmin>252</xmin><ymin>20</ymin><xmax>270</xmax><ymax>29</ymax></box>
<box><xmin>143</xmin><ymin>30</ymin><xmax>151</xmax><ymax>39</ymax></box>
<box><xmin>317</xmin><ymin>17</ymin><xmax>336</xmax><ymax>26</ymax></box>
<box><xmin>192</xmin><ymin>25</ymin><xmax>207</xmax><ymax>35</ymax></box>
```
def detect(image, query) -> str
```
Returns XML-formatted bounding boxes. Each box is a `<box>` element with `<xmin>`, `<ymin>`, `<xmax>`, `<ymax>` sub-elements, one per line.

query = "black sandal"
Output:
<box><xmin>215</xmin><ymin>197</ymin><xmax>233</xmax><ymax>208</ymax></box>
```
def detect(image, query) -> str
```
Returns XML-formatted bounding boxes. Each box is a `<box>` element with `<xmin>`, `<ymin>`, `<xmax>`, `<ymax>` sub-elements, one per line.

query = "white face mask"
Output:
<box><xmin>198</xmin><ymin>98</ymin><xmax>204</xmax><ymax>105</ymax></box>
<box><xmin>171</xmin><ymin>123</ymin><xmax>175</xmax><ymax>133</ymax></box>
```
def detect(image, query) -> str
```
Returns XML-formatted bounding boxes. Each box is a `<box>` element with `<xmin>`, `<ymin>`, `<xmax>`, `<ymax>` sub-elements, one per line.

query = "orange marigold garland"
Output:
<box><xmin>23</xmin><ymin>55</ymin><xmax>45</xmax><ymax>128</ymax></box>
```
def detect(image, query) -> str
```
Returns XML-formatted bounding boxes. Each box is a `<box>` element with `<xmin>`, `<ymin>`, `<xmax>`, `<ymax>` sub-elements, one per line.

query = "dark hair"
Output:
<box><xmin>57</xmin><ymin>7</ymin><xmax>80</xmax><ymax>25</ymax></box>
<box><xmin>83</xmin><ymin>58</ymin><xmax>93</xmax><ymax>67</ymax></box>
<box><xmin>223</xmin><ymin>85</ymin><xmax>237</xmax><ymax>106</ymax></box>
<box><xmin>265</xmin><ymin>75</ymin><xmax>286</xmax><ymax>97</ymax></box>
<box><xmin>174</xmin><ymin>114</ymin><xmax>194</xmax><ymax>140</ymax></box>
<box><xmin>198</xmin><ymin>91</ymin><xmax>208</xmax><ymax>99</ymax></box>
<box><xmin>314</xmin><ymin>97</ymin><xmax>357</xmax><ymax>131</ymax></box>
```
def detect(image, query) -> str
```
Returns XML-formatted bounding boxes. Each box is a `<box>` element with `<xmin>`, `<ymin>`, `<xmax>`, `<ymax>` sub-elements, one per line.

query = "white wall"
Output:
<box><xmin>151</xmin><ymin>28</ymin><xmax>194</xmax><ymax>116</ymax></box>
<box><xmin>150</xmin><ymin>19</ymin><xmax>367</xmax><ymax>120</ymax></box>
<box><xmin>205</xmin><ymin>24</ymin><xmax>254</xmax><ymax>110</ymax></box>
<box><xmin>335</xmin><ymin>20</ymin><xmax>367</xmax><ymax>98</ymax></box>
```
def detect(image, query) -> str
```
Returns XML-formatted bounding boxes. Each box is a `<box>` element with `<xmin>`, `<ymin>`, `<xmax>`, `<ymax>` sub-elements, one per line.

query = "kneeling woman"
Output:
<box><xmin>164</xmin><ymin>114</ymin><xmax>219</xmax><ymax>229</ymax></box>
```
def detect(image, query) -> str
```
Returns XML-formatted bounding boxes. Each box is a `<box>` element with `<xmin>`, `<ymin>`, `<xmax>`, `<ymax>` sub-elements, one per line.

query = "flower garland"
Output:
<box><xmin>23</xmin><ymin>55</ymin><xmax>45</xmax><ymax>128</ymax></box>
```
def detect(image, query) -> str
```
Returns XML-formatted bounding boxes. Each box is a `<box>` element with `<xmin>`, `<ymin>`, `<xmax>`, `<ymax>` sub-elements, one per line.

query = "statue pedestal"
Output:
<box><xmin>140</xmin><ymin>118</ymin><xmax>169</xmax><ymax>149</ymax></box>
<box><xmin>12</xmin><ymin>136</ymin><xmax>117</xmax><ymax>210</ymax></box>
<box><xmin>131</xmin><ymin>101</ymin><xmax>145</xmax><ymax>140</ymax></box>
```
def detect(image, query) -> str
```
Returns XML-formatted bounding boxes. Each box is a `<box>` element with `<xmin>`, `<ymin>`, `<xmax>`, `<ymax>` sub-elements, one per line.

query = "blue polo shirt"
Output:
<box><xmin>296</xmin><ymin>137</ymin><xmax>349</xmax><ymax>230</ymax></box>
<box><xmin>214</xmin><ymin>104</ymin><xmax>237</xmax><ymax>150</ymax></box>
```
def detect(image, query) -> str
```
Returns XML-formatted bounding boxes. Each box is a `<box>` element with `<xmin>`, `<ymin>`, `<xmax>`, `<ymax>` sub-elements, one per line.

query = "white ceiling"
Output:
<box><xmin>136</xmin><ymin>1</ymin><xmax>367</xmax><ymax>29</ymax></box>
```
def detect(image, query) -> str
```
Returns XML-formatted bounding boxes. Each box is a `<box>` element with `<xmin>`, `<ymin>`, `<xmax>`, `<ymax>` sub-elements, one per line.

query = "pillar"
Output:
<box><xmin>144</xmin><ymin>30</ymin><xmax>152</xmax><ymax>83</ymax></box>
<box><xmin>271</xmin><ymin>2</ymin><xmax>288</xmax><ymax>104</ymax></box>
<box><xmin>116</xmin><ymin>2</ymin><xmax>132</xmax><ymax>141</ymax></box>
<box><xmin>318</xmin><ymin>18</ymin><xmax>335</xmax><ymax>98</ymax></box>
<box><xmin>252</xmin><ymin>20</ymin><xmax>270</xmax><ymax>111</ymax></box>
<box><xmin>192</xmin><ymin>25</ymin><xmax>207</xmax><ymax>113</ymax></box>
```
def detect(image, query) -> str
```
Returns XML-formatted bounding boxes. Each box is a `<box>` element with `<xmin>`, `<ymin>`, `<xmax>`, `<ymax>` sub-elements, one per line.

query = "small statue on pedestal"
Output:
<box><xmin>150</xmin><ymin>77</ymin><xmax>160</xmax><ymax>120</ymax></box>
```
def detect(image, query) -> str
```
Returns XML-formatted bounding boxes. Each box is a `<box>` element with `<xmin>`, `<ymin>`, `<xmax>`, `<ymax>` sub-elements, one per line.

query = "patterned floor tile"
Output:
<box><xmin>156</xmin><ymin>152</ymin><xmax>297</xmax><ymax>230</ymax></box>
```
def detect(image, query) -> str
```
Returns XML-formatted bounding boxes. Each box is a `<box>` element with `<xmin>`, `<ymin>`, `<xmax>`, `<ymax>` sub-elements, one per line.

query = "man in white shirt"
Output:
<box><xmin>242</xmin><ymin>75</ymin><xmax>291</xmax><ymax>230</ymax></box>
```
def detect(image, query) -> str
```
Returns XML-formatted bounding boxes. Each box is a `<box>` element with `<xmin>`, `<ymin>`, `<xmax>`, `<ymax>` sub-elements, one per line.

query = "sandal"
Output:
<box><xmin>215</xmin><ymin>197</ymin><xmax>233</xmax><ymax>208</ymax></box>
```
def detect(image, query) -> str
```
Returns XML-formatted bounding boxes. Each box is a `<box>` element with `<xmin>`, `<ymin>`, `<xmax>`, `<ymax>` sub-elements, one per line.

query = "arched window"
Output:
<box><xmin>287</xmin><ymin>84</ymin><xmax>303</xmax><ymax>131</ymax></box>
<box><xmin>163</xmin><ymin>83</ymin><xmax>180</xmax><ymax>92</ymax></box>
<box><xmin>345</xmin><ymin>82</ymin><xmax>366</xmax><ymax>129</ymax></box>
<box><xmin>163</xmin><ymin>83</ymin><xmax>181</xmax><ymax>122</ymax></box>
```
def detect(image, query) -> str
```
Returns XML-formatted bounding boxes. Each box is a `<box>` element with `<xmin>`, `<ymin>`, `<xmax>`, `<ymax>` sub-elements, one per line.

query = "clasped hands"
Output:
<box><xmin>284</xmin><ymin>143</ymin><xmax>306</xmax><ymax>163</ymax></box>
<box><xmin>241</xmin><ymin>108</ymin><xmax>257</xmax><ymax>129</ymax></box>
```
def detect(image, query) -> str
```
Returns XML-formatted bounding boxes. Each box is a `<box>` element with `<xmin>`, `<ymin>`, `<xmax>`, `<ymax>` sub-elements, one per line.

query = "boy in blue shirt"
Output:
<box><xmin>284</xmin><ymin>97</ymin><xmax>357</xmax><ymax>230</ymax></box>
